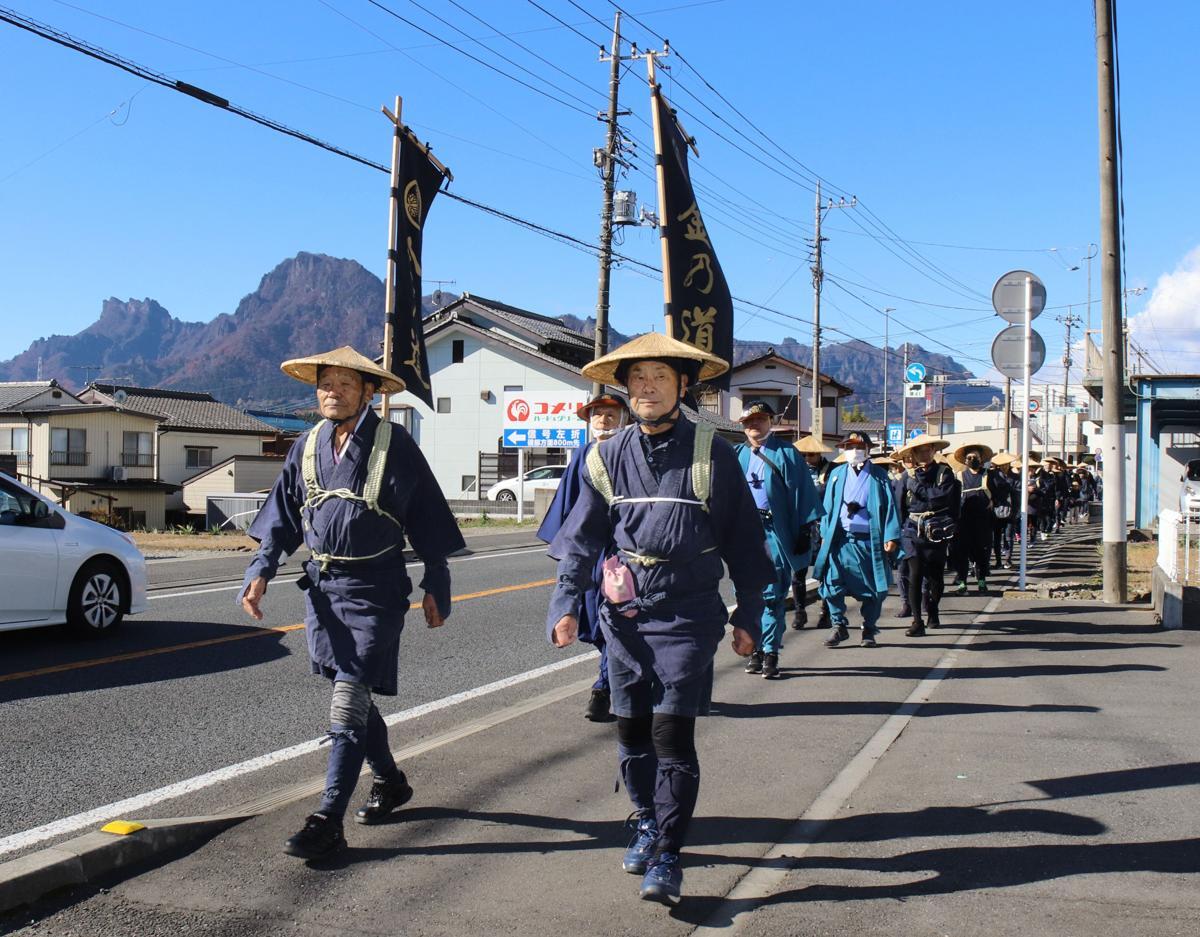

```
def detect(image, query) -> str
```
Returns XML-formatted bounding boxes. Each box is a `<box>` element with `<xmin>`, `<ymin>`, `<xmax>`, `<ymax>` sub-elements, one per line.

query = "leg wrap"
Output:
<box><xmin>617</xmin><ymin>714</ymin><xmax>656</xmax><ymax>815</ymax></box>
<box><xmin>652</xmin><ymin>714</ymin><xmax>699</xmax><ymax>853</ymax></box>
<box><xmin>364</xmin><ymin>703</ymin><xmax>401</xmax><ymax>781</ymax></box>
<box><xmin>319</xmin><ymin>680</ymin><xmax>373</xmax><ymax>818</ymax></box>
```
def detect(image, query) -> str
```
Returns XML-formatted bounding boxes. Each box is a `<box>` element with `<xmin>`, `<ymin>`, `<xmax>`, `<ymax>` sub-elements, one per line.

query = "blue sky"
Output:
<box><xmin>2</xmin><ymin>0</ymin><xmax>1197</xmax><ymax>388</ymax></box>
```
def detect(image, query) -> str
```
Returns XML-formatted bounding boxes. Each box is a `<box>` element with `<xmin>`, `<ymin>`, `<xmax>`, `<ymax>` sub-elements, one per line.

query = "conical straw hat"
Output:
<box><xmin>832</xmin><ymin>450</ymin><xmax>848</xmax><ymax>464</ymax></box>
<box><xmin>954</xmin><ymin>442</ymin><xmax>995</xmax><ymax>463</ymax></box>
<box><xmin>893</xmin><ymin>433</ymin><xmax>949</xmax><ymax>460</ymax></box>
<box><xmin>795</xmin><ymin>435</ymin><xmax>832</xmax><ymax>454</ymax></box>
<box><xmin>991</xmin><ymin>451</ymin><xmax>1016</xmax><ymax>467</ymax></box>
<box><xmin>281</xmin><ymin>345</ymin><xmax>406</xmax><ymax>395</ymax></box>
<box><xmin>581</xmin><ymin>332</ymin><xmax>729</xmax><ymax>387</ymax></box>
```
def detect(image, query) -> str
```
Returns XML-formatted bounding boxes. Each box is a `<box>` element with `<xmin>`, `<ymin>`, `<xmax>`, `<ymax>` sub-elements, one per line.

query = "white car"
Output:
<box><xmin>486</xmin><ymin>465</ymin><xmax>568</xmax><ymax>502</ymax></box>
<box><xmin>0</xmin><ymin>473</ymin><xmax>147</xmax><ymax>635</ymax></box>
<box><xmin>1181</xmin><ymin>459</ymin><xmax>1200</xmax><ymax>516</ymax></box>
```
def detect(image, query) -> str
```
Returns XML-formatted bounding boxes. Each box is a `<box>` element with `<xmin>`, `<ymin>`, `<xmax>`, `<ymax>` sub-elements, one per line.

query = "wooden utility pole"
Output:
<box><xmin>591</xmin><ymin>12</ymin><xmax>623</xmax><ymax>396</ymax></box>
<box><xmin>882</xmin><ymin>307</ymin><xmax>894</xmax><ymax>448</ymax></box>
<box><xmin>1096</xmin><ymin>0</ymin><xmax>1127</xmax><ymax>602</ymax></box>
<box><xmin>381</xmin><ymin>95</ymin><xmax>404</xmax><ymax>423</ymax></box>
<box><xmin>900</xmin><ymin>343</ymin><xmax>909</xmax><ymax>441</ymax></box>
<box><xmin>1058</xmin><ymin>308</ymin><xmax>1082</xmax><ymax>460</ymax></box>
<box><xmin>811</xmin><ymin>182</ymin><xmax>824</xmax><ymax>440</ymax></box>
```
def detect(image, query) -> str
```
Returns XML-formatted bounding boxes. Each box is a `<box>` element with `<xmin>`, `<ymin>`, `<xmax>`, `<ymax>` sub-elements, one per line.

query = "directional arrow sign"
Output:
<box><xmin>909</xmin><ymin>428</ymin><xmax>923</xmax><ymax>440</ymax></box>
<box><xmin>905</xmin><ymin>362</ymin><xmax>927</xmax><ymax>383</ymax></box>
<box><xmin>503</xmin><ymin>429</ymin><xmax>528</xmax><ymax>447</ymax></box>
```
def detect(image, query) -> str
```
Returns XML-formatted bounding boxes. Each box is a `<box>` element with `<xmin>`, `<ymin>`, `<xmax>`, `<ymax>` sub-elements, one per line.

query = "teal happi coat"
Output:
<box><xmin>734</xmin><ymin>434</ymin><xmax>823</xmax><ymax>571</ymax></box>
<box><xmin>812</xmin><ymin>460</ymin><xmax>902</xmax><ymax>596</ymax></box>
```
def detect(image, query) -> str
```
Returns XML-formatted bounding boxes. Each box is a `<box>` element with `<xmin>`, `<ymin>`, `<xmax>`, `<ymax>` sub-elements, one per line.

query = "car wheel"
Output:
<box><xmin>496</xmin><ymin>490</ymin><xmax>516</xmax><ymax>502</ymax></box>
<box><xmin>67</xmin><ymin>561</ymin><xmax>126</xmax><ymax>636</ymax></box>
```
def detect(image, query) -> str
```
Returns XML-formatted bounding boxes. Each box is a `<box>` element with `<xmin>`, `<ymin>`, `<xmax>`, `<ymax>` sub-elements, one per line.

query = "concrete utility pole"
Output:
<box><xmin>591</xmin><ymin>12</ymin><xmax>624</xmax><ymax>397</ymax></box>
<box><xmin>1058</xmin><ymin>308</ymin><xmax>1082</xmax><ymax>460</ymax></box>
<box><xmin>900</xmin><ymin>343</ymin><xmax>909</xmax><ymax>440</ymax></box>
<box><xmin>882</xmin><ymin>307</ymin><xmax>894</xmax><ymax>448</ymax></box>
<box><xmin>809</xmin><ymin>182</ymin><xmax>855</xmax><ymax>441</ymax></box>
<box><xmin>1096</xmin><ymin>0</ymin><xmax>1127</xmax><ymax>603</ymax></box>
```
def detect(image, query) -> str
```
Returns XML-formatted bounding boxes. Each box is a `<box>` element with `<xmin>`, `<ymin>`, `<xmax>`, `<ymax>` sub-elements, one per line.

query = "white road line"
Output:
<box><xmin>693</xmin><ymin>595</ymin><xmax>1004</xmax><ymax>934</ymax></box>
<box><xmin>148</xmin><ymin>546</ymin><xmax>549</xmax><ymax>601</ymax></box>
<box><xmin>0</xmin><ymin>650</ymin><xmax>597</xmax><ymax>858</ymax></box>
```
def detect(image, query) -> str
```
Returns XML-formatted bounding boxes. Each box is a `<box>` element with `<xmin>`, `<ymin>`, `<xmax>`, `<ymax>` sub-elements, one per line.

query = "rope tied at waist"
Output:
<box><xmin>619</xmin><ymin>545</ymin><xmax>718</xmax><ymax>567</ymax></box>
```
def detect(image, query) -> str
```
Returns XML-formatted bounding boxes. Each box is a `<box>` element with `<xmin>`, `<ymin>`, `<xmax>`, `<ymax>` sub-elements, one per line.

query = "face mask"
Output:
<box><xmin>594</xmin><ymin>425</ymin><xmax>621</xmax><ymax>440</ymax></box>
<box><xmin>967</xmin><ymin>456</ymin><xmax>982</xmax><ymax>469</ymax></box>
<box><xmin>846</xmin><ymin>448</ymin><xmax>868</xmax><ymax>466</ymax></box>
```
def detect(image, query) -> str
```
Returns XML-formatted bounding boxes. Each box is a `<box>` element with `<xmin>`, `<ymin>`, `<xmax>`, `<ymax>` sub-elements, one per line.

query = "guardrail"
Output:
<box><xmin>1158</xmin><ymin>509</ymin><xmax>1200</xmax><ymax>586</ymax></box>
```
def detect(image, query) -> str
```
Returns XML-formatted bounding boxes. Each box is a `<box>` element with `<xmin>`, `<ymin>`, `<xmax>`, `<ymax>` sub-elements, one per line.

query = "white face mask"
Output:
<box><xmin>846</xmin><ymin>448</ymin><xmax>868</xmax><ymax>466</ymax></box>
<box><xmin>594</xmin><ymin>425</ymin><xmax>621</xmax><ymax>440</ymax></box>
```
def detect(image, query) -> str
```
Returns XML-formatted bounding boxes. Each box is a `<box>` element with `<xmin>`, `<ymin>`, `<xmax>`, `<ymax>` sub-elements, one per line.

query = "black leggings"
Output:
<box><xmin>617</xmin><ymin>713</ymin><xmax>696</xmax><ymax>761</ymax></box>
<box><xmin>907</xmin><ymin>543</ymin><xmax>946</xmax><ymax>619</ymax></box>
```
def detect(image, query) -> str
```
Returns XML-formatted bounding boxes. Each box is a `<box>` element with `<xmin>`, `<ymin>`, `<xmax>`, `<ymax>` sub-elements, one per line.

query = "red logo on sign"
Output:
<box><xmin>507</xmin><ymin>399</ymin><xmax>530</xmax><ymax>422</ymax></box>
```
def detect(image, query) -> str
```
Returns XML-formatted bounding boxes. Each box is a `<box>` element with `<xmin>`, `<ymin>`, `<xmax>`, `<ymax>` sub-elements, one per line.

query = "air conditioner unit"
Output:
<box><xmin>109</xmin><ymin>465</ymin><xmax>126</xmax><ymax>482</ymax></box>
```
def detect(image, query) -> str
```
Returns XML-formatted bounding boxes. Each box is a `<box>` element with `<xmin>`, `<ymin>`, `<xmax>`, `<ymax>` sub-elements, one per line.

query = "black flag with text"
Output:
<box><xmin>388</xmin><ymin>134</ymin><xmax>444</xmax><ymax>408</ymax></box>
<box><xmin>653</xmin><ymin>86</ymin><xmax>734</xmax><ymax>389</ymax></box>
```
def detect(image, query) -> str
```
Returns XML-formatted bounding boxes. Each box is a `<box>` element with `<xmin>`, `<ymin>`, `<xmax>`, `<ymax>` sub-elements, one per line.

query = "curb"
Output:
<box><xmin>0</xmin><ymin>816</ymin><xmax>245</xmax><ymax>915</ymax></box>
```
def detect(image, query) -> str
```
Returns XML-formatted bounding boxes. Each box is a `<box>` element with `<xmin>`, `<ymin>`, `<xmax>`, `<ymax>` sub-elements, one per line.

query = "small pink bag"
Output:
<box><xmin>602</xmin><ymin>555</ymin><xmax>640</xmax><ymax>617</ymax></box>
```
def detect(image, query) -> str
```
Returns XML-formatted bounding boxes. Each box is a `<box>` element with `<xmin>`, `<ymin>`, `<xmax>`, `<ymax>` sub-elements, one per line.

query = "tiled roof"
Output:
<box><xmin>460</xmin><ymin>294</ymin><xmax>593</xmax><ymax>350</ymax></box>
<box><xmin>0</xmin><ymin>381</ymin><xmax>68</xmax><ymax>410</ymax></box>
<box><xmin>88</xmin><ymin>384</ymin><xmax>275</xmax><ymax>434</ymax></box>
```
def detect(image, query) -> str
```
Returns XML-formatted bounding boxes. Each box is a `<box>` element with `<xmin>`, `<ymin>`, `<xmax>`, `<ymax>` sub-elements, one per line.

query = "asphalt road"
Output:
<box><xmin>0</xmin><ymin>530</ymin><xmax>578</xmax><ymax>847</ymax></box>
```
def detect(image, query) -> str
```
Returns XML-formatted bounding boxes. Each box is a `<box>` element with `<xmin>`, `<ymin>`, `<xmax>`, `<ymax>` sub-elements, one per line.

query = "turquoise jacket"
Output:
<box><xmin>812</xmin><ymin>461</ymin><xmax>902</xmax><ymax>594</ymax></box>
<box><xmin>735</xmin><ymin>434</ymin><xmax>823</xmax><ymax>571</ymax></box>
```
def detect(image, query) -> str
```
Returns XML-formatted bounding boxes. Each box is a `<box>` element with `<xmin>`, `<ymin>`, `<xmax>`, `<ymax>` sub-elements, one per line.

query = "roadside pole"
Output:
<box><xmin>1019</xmin><ymin>275</ymin><xmax>1033</xmax><ymax>590</ymax></box>
<box><xmin>517</xmin><ymin>448</ymin><xmax>525</xmax><ymax>524</ymax></box>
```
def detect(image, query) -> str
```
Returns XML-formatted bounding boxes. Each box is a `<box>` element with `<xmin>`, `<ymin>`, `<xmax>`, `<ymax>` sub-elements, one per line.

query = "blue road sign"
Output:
<box><xmin>909</xmin><ymin>428</ymin><xmax>922</xmax><ymax>440</ymax></box>
<box><xmin>503</xmin><ymin>427</ymin><xmax>585</xmax><ymax>448</ymax></box>
<box><xmin>887</xmin><ymin>423</ymin><xmax>903</xmax><ymax>446</ymax></box>
<box><xmin>905</xmin><ymin>362</ymin><xmax>927</xmax><ymax>383</ymax></box>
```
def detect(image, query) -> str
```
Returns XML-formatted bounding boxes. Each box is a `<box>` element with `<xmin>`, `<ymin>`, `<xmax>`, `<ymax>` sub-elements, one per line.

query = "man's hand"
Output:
<box><xmin>241</xmin><ymin>577</ymin><xmax>267</xmax><ymax>621</ymax></box>
<box><xmin>422</xmin><ymin>593</ymin><xmax>445</xmax><ymax>628</ymax></box>
<box><xmin>883</xmin><ymin>539</ymin><xmax>898</xmax><ymax>554</ymax></box>
<box><xmin>552</xmin><ymin>614</ymin><xmax>579</xmax><ymax>647</ymax></box>
<box><xmin>731</xmin><ymin>626</ymin><xmax>755</xmax><ymax>657</ymax></box>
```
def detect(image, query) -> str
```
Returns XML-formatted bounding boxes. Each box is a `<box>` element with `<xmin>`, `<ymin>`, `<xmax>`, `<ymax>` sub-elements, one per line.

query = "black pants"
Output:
<box><xmin>956</xmin><ymin>522</ymin><xmax>991</xmax><ymax>582</ymax></box>
<box><xmin>907</xmin><ymin>542</ymin><xmax>946</xmax><ymax>620</ymax></box>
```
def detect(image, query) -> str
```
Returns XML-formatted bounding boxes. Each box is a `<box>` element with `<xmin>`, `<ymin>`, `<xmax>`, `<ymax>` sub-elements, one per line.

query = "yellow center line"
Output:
<box><xmin>0</xmin><ymin>578</ymin><xmax>556</xmax><ymax>685</ymax></box>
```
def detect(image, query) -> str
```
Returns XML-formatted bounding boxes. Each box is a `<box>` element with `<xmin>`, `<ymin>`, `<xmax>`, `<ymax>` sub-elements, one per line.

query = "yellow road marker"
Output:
<box><xmin>1</xmin><ymin>578</ymin><xmax>555</xmax><ymax>685</ymax></box>
<box><xmin>100</xmin><ymin>820</ymin><xmax>145</xmax><ymax>835</ymax></box>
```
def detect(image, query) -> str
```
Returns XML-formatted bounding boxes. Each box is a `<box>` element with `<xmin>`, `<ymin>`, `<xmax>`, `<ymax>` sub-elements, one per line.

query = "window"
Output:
<box><xmin>525</xmin><ymin>467</ymin><xmax>554</xmax><ymax>480</ymax></box>
<box><xmin>0</xmin><ymin>477</ymin><xmax>58</xmax><ymax>529</ymax></box>
<box><xmin>436</xmin><ymin>398</ymin><xmax>452</xmax><ymax>414</ymax></box>
<box><xmin>461</xmin><ymin>474</ymin><xmax>477</xmax><ymax>493</ymax></box>
<box><xmin>503</xmin><ymin>385</ymin><xmax>523</xmax><ymax>393</ymax></box>
<box><xmin>121</xmin><ymin>431</ymin><xmax>153</xmax><ymax>467</ymax></box>
<box><xmin>452</xmin><ymin>339</ymin><xmax>465</xmax><ymax>364</ymax></box>
<box><xmin>186</xmin><ymin>447</ymin><xmax>214</xmax><ymax>469</ymax></box>
<box><xmin>0</xmin><ymin>427</ymin><xmax>29</xmax><ymax>463</ymax></box>
<box><xmin>50</xmin><ymin>428</ymin><xmax>87</xmax><ymax>466</ymax></box>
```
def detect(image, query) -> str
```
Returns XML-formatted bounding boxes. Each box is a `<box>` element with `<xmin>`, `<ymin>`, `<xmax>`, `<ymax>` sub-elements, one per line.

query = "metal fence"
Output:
<box><xmin>1158</xmin><ymin>509</ymin><xmax>1200</xmax><ymax>586</ymax></box>
<box><xmin>207</xmin><ymin>494</ymin><xmax>268</xmax><ymax>532</ymax></box>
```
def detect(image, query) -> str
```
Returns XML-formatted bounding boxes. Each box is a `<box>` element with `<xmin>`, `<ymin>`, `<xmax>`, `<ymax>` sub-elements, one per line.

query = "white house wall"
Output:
<box><xmin>159</xmin><ymin>432</ymin><xmax>268</xmax><ymax>510</ymax></box>
<box><xmin>389</xmin><ymin>329</ymin><xmax>588</xmax><ymax>498</ymax></box>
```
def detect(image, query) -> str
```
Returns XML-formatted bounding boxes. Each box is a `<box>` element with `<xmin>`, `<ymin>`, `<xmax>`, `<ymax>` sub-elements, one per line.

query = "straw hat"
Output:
<box><xmin>893</xmin><ymin>433</ymin><xmax>949</xmax><ymax>460</ymax></box>
<box><xmin>576</xmin><ymin>392</ymin><xmax>629</xmax><ymax>420</ymax></box>
<box><xmin>795</xmin><ymin>435</ymin><xmax>833</xmax><ymax>454</ymax></box>
<box><xmin>281</xmin><ymin>345</ymin><xmax>406</xmax><ymax>395</ymax></box>
<box><xmin>991</xmin><ymin>452</ymin><xmax>1017</xmax><ymax>467</ymax></box>
<box><xmin>581</xmin><ymin>332</ymin><xmax>728</xmax><ymax>387</ymax></box>
<box><xmin>832</xmin><ymin>450</ymin><xmax>848</xmax><ymax>464</ymax></box>
<box><xmin>872</xmin><ymin>456</ymin><xmax>900</xmax><ymax>468</ymax></box>
<box><xmin>954</xmin><ymin>442</ymin><xmax>995</xmax><ymax>463</ymax></box>
<box><xmin>943</xmin><ymin>454</ymin><xmax>965</xmax><ymax>472</ymax></box>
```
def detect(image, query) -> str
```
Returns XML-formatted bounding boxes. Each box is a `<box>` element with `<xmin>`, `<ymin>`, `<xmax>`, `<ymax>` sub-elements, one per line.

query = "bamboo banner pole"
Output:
<box><xmin>381</xmin><ymin>95</ymin><xmax>403</xmax><ymax>422</ymax></box>
<box><xmin>646</xmin><ymin>53</ymin><xmax>674</xmax><ymax>337</ymax></box>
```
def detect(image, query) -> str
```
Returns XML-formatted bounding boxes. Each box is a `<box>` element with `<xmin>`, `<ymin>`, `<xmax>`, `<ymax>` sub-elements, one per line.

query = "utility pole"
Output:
<box><xmin>809</xmin><ymin>182</ymin><xmax>855</xmax><ymax>441</ymax></box>
<box><xmin>591</xmin><ymin>12</ymin><xmax>624</xmax><ymax>397</ymax></box>
<box><xmin>1096</xmin><ymin>0</ymin><xmax>1127</xmax><ymax>603</ymax></box>
<box><xmin>900</xmin><ymin>343</ymin><xmax>909</xmax><ymax>441</ymax></box>
<box><xmin>1058</xmin><ymin>308</ymin><xmax>1082</xmax><ymax>460</ymax></box>
<box><xmin>882</xmin><ymin>307</ymin><xmax>894</xmax><ymax>448</ymax></box>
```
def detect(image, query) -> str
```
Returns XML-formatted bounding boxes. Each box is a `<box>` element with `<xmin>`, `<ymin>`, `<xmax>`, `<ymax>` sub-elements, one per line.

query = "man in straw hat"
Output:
<box><xmin>545</xmin><ymin>332</ymin><xmax>774</xmax><ymax>905</ymax></box>
<box><xmin>537</xmin><ymin>391</ymin><xmax>630</xmax><ymax>722</ymax></box>
<box><xmin>893</xmin><ymin>433</ymin><xmax>957</xmax><ymax>635</ymax></box>
<box><xmin>734</xmin><ymin>400</ymin><xmax>822</xmax><ymax>679</ymax></box>
<box><xmin>990</xmin><ymin>452</ymin><xmax>1019</xmax><ymax>569</ymax></box>
<box><xmin>812</xmin><ymin>430</ymin><xmax>901</xmax><ymax>648</ymax></box>
<box><xmin>792</xmin><ymin>435</ymin><xmax>835</xmax><ymax>630</ymax></box>
<box><xmin>950</xmin><ymin>442</ymin><xmax>1007</xmax><ymax>595</ymax></box>
<box><xmin>240</xmin><ymin>346</ymin><xmax>465</xmax><ymax>859</ymax></box>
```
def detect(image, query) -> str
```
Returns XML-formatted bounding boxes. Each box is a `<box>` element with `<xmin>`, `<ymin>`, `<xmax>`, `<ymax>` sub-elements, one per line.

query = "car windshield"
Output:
<box><xmin>1188</xmin><ymin>460</ymin><xmax>1200</xmax><ymax>481</ymax></box>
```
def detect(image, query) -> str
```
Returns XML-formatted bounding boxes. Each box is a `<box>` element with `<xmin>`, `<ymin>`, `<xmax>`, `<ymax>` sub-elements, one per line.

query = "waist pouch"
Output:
<box><xmin>919</xmin><ymin>515</ymin><xmax>957</xmax><ymax>543</ymax></box>
<box><xmin>602</xmin><ymin>554</ymin><xmax>640</xmax><ymax>618</ymax></box>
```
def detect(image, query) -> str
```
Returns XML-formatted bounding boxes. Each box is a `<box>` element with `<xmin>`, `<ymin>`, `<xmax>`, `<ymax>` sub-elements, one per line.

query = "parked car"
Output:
<box><xmin>0</xmin><ymin>473</ymin><xmax>147</xmax><ymax>635</ymax></box>
<box><xmin>1181</xmin><ymin>459</ymin><xmax>1200</xmax><ymax>516</ymax></box>
<box><xmin>485</xmin><ymin>465</ymin><xmax>568</xmax><ymax>502</ymax></box>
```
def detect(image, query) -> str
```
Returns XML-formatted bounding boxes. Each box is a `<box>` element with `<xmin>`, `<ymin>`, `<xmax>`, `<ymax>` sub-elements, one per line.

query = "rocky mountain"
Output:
<box><xmin>1</xmin><ymin>253</ymin><xmax>995</xmax><ymax>414</ymax></box>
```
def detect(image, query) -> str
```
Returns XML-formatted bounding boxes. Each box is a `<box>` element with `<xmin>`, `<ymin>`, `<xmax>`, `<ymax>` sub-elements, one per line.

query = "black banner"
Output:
<box><xmin>654</xmin><ymin>87</ymin><xmax>734</xmax><ymax>389</ymax></box>
<box><xmin>388</xmin><ymin>133</ymin><xmax>443</xmax><ymax>408</ymax></box>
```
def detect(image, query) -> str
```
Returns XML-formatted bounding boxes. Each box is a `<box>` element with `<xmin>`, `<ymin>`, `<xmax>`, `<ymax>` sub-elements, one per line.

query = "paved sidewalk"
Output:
<box><xmin>5</xmin><ymin>532</ymin><xmax>1195</xmax><ymax>937</ymax></box>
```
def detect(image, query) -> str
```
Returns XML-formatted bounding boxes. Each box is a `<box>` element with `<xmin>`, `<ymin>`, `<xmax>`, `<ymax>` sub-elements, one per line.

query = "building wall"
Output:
<box><xmin>31</xmin><ymin>411</ymin><xmax>161</xmax><ymax>482</ymax></box>
<box><xmin>159</xmin><ymin>431</ymin><xmax>268</xmax><ymax>510</ymax></box>
<box><xmin>725</xmin><ymin>361</ymin><xmax>842</xmax><ymax>438</ymax></box>
<box><xmin>182</xmin><ymin>458</ymin><xmax>285</xmax><ymax>514</ymax></box>
<box><xmin>65</xmin><ymin>488</ymin><xmax>166</xmax><ymax>530</ymax></box>
<box><xmin>388</xmin><ymin>329</ymin><xmax>588</xmax><ymax>498</ymax></box>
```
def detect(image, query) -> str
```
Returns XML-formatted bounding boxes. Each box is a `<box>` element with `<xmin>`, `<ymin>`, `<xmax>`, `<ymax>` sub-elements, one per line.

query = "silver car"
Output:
<box><xmin>0</xmin><ymin>473</ymin><xmax>147</xmax><ymax>635</ymax></box>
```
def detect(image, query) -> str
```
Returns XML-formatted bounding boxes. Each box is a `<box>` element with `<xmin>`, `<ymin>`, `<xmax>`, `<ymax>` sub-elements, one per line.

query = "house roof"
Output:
<box><xmin>13</xmin><ymin>404</ymin><xmax>164</xmax><ymax>420</ymax></box>
<box><xmin>87</xmin><ymin>384</ymin><xmax>276</xmax><ymax>435</ymax></box>
<box><xmin>0</xmin><ymin>380</ymin><xmax>77</xmax><ymax>411</ymax></box>
<box><xmin>421</xmin><ymin>318</ymin><xmax>591</xmax><ymax>381</ymax></box>
<box><xmin>454</xmin><ymin>294</ymin><xmax>593</xmax><ymax>351</ymax></box>
<box><xmin>44</xmin><ymin>477</ymin><xmax>180</xmax><ymax>493</ymax></box>
<box><xmin>728</xmin><ymin>349</ymin><xmax>854</xmax><ymax>395</ymax></box>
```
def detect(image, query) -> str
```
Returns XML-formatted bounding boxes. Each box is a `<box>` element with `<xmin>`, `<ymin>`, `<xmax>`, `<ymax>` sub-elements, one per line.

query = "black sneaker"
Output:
<box><xmin>898</xmin><ymin>603</ymin><xmax>912</xmax><ymax>619</ymax></box>
<box><xmin>816</xmin><ymin>608</ymin><xmax>832</xmax><ymax>629</ymax></box>
<box><xmin>790</xmin><ymin>608</ymin><xmax>807</xmax><ymax>631</ymax></box>
<box><xmin>284</xmin><ymin>812</ymin><xmax>346</xmax><ymax>858</ymax></box>
<box><xmin>928</xmin><ymin>609</ymin><xmax>941</xmax><ymax>627</ymax></box>
<box><xmin>824</xmin><ymin>626</ymin><xmax>849</xmax><ymax>647</ymax></box>
<box><xmin>745</xmin><ymin>650</ymin><xmax>763</xmax><ymax>674</ymax></box>
<box><xmin>762</xmin><ymin>653</ymin><xmax>779</xmax><ymax>679</ymax></box>
<box><xmin>353</xmin><ymin>774</ymin><xmax>414</xmax><ymax>825</ymax></box>
<box><xmin>905</xmin><ymin>620</ymin><xmax>926</xmax><ymax>637</ymax></box>
<box><xmin>584</xmin><ymin>688</ymin><xmax>613</xmax><ymax>722</ymax></box>
<box><xmin>860</xmin><ymin>634</ymin><xmax>879</xmax><ymax>648</ymax></box>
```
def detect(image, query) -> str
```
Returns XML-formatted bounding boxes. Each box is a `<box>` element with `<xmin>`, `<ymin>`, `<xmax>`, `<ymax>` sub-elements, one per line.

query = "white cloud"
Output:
<box><xmin>1129</xmin><ymin>246</ymin><xmax>1200</xmax><ymax>372</ymax></box>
